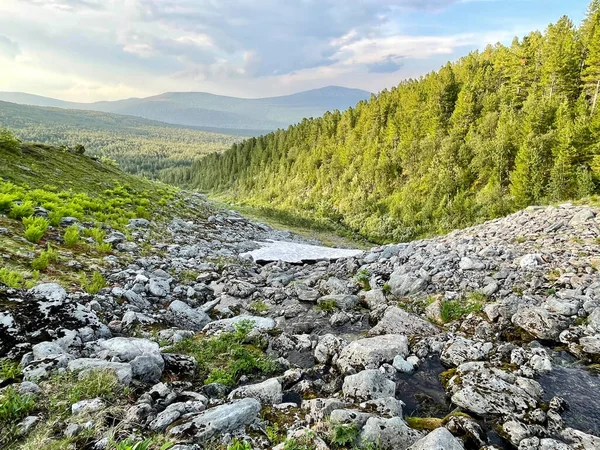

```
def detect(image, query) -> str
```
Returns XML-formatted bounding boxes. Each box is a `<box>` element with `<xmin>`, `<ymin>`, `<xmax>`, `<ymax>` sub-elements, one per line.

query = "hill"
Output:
<box><xmin>0</xmin><ymin>101</ymin><xmax>243</xmax><ymax>177</ymax></box>
<box><xmin>0</xmin><ymin>86</ymin><xmax>372</xmax><ymax>132</ymax></box>
<box><xmin>173</xmin><ymin>4</ymin><xmax>600</xmax><ymax>243</ymax></box>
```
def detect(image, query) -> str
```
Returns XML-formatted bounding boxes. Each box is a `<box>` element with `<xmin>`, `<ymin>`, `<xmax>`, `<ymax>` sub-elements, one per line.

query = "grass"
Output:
<box><xmin>248</xmin><ymin>300</ymin><xmax>269</xmax><ymax>314</ymax></box>
<box><xmin>330</xmin><ymin>423</ymin><xmax>359</xmax><ymax>448</ymax></box>
<box><xmin>316</xmin><ymin>299</ymin><xmax>338</xmax><ymax>313</ymax></box>
<box><xmin>31</xmin><ymin>244</ymin><xmax>59</xmax><ymax>271</ymax></box>
<box><xmin>0</xmin><ymin>387</ymin><xmax>36</xmax><ymax>444</ymax></box>
<box><xmin>227</xmin><ymin>440</ymin><xmax>253</xmax><ymax>450</ymax></box>
<box><xmin>439</xmin><ymin>294</ymin><xmax>485</xmax><ymax>323</ymax></box>
<box><xmin>165</xmin><ymin>320</ymin><xmax>278</xmax><ymax>386</ymax></box>
<box><xmin>0</xmin><ymin>360</ymin><xmax>22</xmax><ymax>379</ymax></box>
<box><xmin>111</xmin><ymin>438</ymin><xmax>174</xmax><ymax>450</ymax></box>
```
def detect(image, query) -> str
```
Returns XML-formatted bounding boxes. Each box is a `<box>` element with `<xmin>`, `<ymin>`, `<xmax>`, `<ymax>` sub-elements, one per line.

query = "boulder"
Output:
<box><xmin>337</xmin><ymin>334</ymin><xmax>409</xmax><ymax>374</ymax></box>
<box><xmin>387</xmin><ymin>272</ymin><xmax>428</xmax><ymax>297</ymax></box>
<box><xmin>168</xmin><ymin>300</ymin><xmax>210</xmax><ymax>331</ymax></box>
<box><xmin>317</xmin><ymin>294</ymin><xmax>359</xmax><ymax>311</ymax></box>
<box><xmin>228</xmin><ymin>377</ymin><xmax>282</xmax><ymax>405</ymax></box>
<box><xmin>67</xmin><ymin>358</ymin><xmax>132</xmax><ymax>385</ymax></box>
<box><xmin>168</xmin><ymin>398</ymin><xmax>261</xmax><ymax>442</ymax></box>
<box><xmin>440</xmin><ymin>338</ymin><xmax>493</xmax><ymax>367</ymax></box>
<box><xmin>202</xmin><ymin>315</ymin><xmax>275</xmax><ymax>334</ymax></box>
<box><xmin>408</xmin><ymin>427</ymin><xmax>465</xmax><ymax>450</ymax></box>
<box><xmin>369</xmin><ymin>307</ymin><xmax>438</xmax><ymax>337</ymax></box>
<box><xmin>512</xmin><ymin>306</ymin><xmax>570</xmax><ymax>341</ymax></box>
<box><xmin>360</xmin><ymin>417</ymin><xmax>422</xmax><ymax>450</ymax></box>
<box><xmin>342</xmin><ymin>369</ymin><xmax>396</xmax><ymax>402</ymax></box>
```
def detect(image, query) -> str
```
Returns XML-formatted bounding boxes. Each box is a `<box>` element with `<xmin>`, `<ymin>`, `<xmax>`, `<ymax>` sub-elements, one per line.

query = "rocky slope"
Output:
<box><xmin>3</xmin><ymin>197</ymin><xmax>600</xmax><ymax>450</ymax></box>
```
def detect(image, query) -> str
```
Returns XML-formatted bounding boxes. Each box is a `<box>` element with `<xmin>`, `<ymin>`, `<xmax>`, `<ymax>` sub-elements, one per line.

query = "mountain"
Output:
<box><xmin>0</xmin><ymin>100</ymin><xmax>243</xmax><ymax>177</ymax></box>
<box><xmin>0</xmin><ymin>86</ymin><xmax>372</xmax><ymax>132</ymax></box>
<box><xmin>168</xmin><ymin>6</ymin><xmax>600</xmax><ymax>243</ymax></box>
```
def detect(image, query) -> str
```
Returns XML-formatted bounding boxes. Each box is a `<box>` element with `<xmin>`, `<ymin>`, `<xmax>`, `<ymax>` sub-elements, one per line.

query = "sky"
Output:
<box><xmin>0</xmin><ymin>0</ymin><xmax>591</xmax><ymax>102</ymax></box>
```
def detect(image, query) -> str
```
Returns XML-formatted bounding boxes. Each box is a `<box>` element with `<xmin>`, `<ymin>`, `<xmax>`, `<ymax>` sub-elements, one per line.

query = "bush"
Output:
<box><xmin>0</xmin><ymin>193</ymin><xmax>17</xmax><ymax>212</ymax></box>
<box><xmin>330</xmin><ymin>423</ymin><xmax>359</xmax><ymax>447</ymax></box>
<box><xmin>0</xmin><ymin>268</ymin><xmax>24</xmax><ymax>288</ymax></box>
<box><xmin>0</xmin><ymin>128</ymin><xmax>20</xmax><ymax>152</ymax></box>
<box><xmin>63</xmin><ymin>225</ymin><xmax>80</xmax><ymax>247</ymax></box>
<box><xmin>23</xmin><ymin>216</ymin><xmax>49</xmax><ymax>243</ymax></box>
<box><xmin>9</xmin><ymin>201</ymin><xmax>35</xmax><ymax>220</ymax></box>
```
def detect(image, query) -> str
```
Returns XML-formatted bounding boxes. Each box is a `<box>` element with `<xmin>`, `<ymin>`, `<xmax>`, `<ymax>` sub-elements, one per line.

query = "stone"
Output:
<box><xmin>168</xmin><ymin>300</ymin><xmax>210</xmax><ymax>331</ymax></box>
<box><xmin>512</xmin><ymin>306</ymin><xmax>570</xmax><ymax>341</ymax></box>
<box><xmin>104</xmin><ymin>231</ymin><xmax>126</xmax><ymax>245</ymax></box>
<box><xmin>202</xmin><ymin>315</ymin><xmax>275</xmax><ymax>334</ymax></box>
<box><xmin>68</xmin><ymin>358</ymin><xmax>132</xmax><ymax>385</ymax></box>
<box><xmin>128</xmin><ymin>218</ymin><xmax>150</xmax><ymax>228</ymax></box>
<box><xmin>360</xmin><ymin>417</ymin><xmax>422</xmax><ymax>450</ymax></box>
<box><xmin>99</xmin><ymin>337</ymin><xmax>160</xmax><ymax>361</ymax></box>
<box><xmin>130</xmin><ymin>354</ymin><xmax>164</xmax><ymax>382</ymax></box>
<box><xmin>408</xmin><ymin>427</ymin><xmax>465</xmax><ymax>450</ymax></box>
<box><xmin>387</xmin><ymin>272</ymin><xmax>428</xmax><ymax>297</ymax></box>
<box><xmin>72</xmin><ymin>397</ymin><xmax>105</xmax><ymax>415</ymax></box>
<box><xmin>519</xmin><ymin>254</ymin><xmax>543</xmax><ymax>269</ymax></box>
<box><xmin>459</xmin><ymin>257</ymin><xmax>485</xmax><ymax>270</ymax></box>
<box><xmin>392</xmin><ymin>355</ymin><xmax>415</xmax><ymax>373</ymax></box>
<box><xmin>447</xmin><ymin>362</ymin><xmax>542</xmax><ymax>417</ymax></box>
<box><xmin>149</xmin><ymin>401</ymin><xmax>206</xmax><ymax>432</ymax></box>
<box><xmin>369</xmin><ymin>306</ymin><xmax>438</xmax><ymax>337</ymax></box>
<box><xmin>168</xmin><ymin>398</ymin><xmax>261</xmax><ymax>442</ymax></box>
<box><xmin>294</xmin><ymin>283</ymin><xmax>320</xmax><ymax>302</ymax></box>
<box><xmin>29</xmin><ymin>283</ymin><xmax>67</xmax><ymax>302</ymax></box>
<box><xmin>570</xmin><ymin>208</ymin><xmax>595</xmax><ymax>225</ymax></box>
<box><xmin>317</xmin><ymin>294</ymin><xmax>360</xmax><ymax>311</ymax></box>
<box><xmin>580</xmin><ymin>335</ymin><xmax>600</xmax><ymax>354</ymax></box>
<box><xmin>314</xmin><ymin>334</ymin><xmax>347</xmax><ymax>365</ymax></box>
<box><xmin>228</xmin><ymin>377</ymin><xmax>283</xmax><ymax>405</ymax></box>
<box><xmin>330</xmin><ymin>409</ymin><xmax>373</xmax><ymax>428</ymax></box>
<box><xmin>337</xmin><ymin>334</ymin><xmax>409</xmax><ymax>374</ymax></box>
<box><xmin>32</xmin><ymin>341</ymin><xmax>66</xmax><ymax>360</ymax></box>
<box><xmin>148</xmin><ymin>278</ymin><xmax>170</xmax><ymax>297</ymax></box>
<box><xmin>342</xmin><ymin>370</ymin><xmax>396</xmax><ymax>402</ymax></box>
<box><xmin>440</xmin><ymin>338</ymin><xmax>493</xmax><ymax>367</ymax></box>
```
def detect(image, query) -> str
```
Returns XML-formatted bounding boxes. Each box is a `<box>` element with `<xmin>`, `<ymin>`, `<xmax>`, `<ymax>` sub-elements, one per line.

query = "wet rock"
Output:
<box><xmin>342</xmin><ymin>369</ymin><xmax>396</xmax><ymax>402</ymax></box>
<box><xmin>337</xmin><ymin>334</ymin><xmax>409</xmax><ymax>374</ymax></box>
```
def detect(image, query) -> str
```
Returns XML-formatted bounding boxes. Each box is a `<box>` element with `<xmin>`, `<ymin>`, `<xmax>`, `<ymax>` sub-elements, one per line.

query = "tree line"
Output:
<box><xmin>165</xmin><ymin>1</ymin><xmax>600</xmax><ymax>243</ymax></box>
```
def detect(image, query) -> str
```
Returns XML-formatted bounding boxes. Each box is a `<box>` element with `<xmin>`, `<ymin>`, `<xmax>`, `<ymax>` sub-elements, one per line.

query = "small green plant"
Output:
<box><xmin>84</xmin><ymin>227</ymin><xmax>106</xmax><ymax>243</ymax></box>
<box><xmin>317</xmin><ymin>299</ymin><xmax>337</xmax><ymax>313</ymax></box>
<box><xmin>382</xmin><ymin>283</ymin><xmax>391</xmax><ymax>294</ymax></box>
<box><xmin>0</xmin><ymin>386</ymin><xmax>35</xmax><ymax>423</ymax></box>
<box><xmin>227</xmin><ymin>439</ymin><xmax>253</xmax><ymax>450</ymax></box>
<box><xmin>179</xmin><ymin>269</ymin><xmax>199</xmax><ymax>283</ymax></box>
<box><xmin>112</xmin><ymin>438</ymin><xmax>173</xmax><ymax>450</ymax></box>
<box><xmin>249</xmin><ymin>300</ymin><xmax>269</xmax><ymax>314</ymax></box>
<box><xmin>0</xmin><ymin>268</ymin><xmax>24</xmax><ymax>288</ymax></box>
<box><xmin>282</xmin><ymin>433</ymin><xmax>317</xmax><ymax>450</ymax></box>
<box><xmin>9</xmin><ymin>201</ymin><xmax>34</xmax><ymax>219</ymax></box>
<box><xmin>63</xmin><ymin>224</ymin><xmax>80</xmax><ymax>247</ymax></box>
<box><xmin>166</xmin><ymin>320</ymin><xmax>278</xmax><ymax>386</ymax></box>
<box><xmin>514</xmin><ymin>236</ymin><xmax>527</xmax><ymax>243</ymax></box>
<box><xmin>330</xmin><ymin>423</ymin><xmax>359</xmax><ymax>447</ymax></box>
<box><xmin>440</xmin><ymin>298</ymin><xmax>483</xmax><ymax>323</ymax></box>
<box><xmin>266</xmin><ymin>423</ymin><xmax>284</xmax><ymax>445</ymax></box>
<box><xmin>23</xmin><ymin>216</ymin><xmax>49</xmax><ymax>243</ymax></box>
<box><xmin>31</xmin><ymin>244</ymin><xmax>59</xmax><ymax>271</ymax></box>
<box><xmin>0</xmin><ymin>360</ymin><xmax>22</xmax><ymax>379</ymax></box>
<box><xmin>355</xmin><ymin>269</ymin><xmax>371</xmax><ymax>291</ymax></box>
<box><xmin>0</xmin><ymin>193</ymin><xmax>17</xmax><ymax>212</ymax></box>
<box><xmin>96</xmin><ymin>242</ymin><xmax>113</xmax><ymax>254</ymax></box>
<box><xmin>80</xmin><ymin>271</ymin><xmax>107</xmax><ymax>294</ymax></box>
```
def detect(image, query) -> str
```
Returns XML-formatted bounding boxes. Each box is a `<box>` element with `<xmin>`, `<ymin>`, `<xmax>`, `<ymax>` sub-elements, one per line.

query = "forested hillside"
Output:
<box><xmin>0</xmin><ymin>101</ymin><xmax>242</xmax><ymax>178</ymax></box>
<box><xmin>170</xmin><ymin>2</ymin><xmax>600</xmax><ymax>243</ymax></box>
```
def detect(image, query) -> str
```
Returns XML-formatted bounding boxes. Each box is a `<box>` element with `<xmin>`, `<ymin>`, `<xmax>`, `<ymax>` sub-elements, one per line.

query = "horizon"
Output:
<box><xmin>0</xmin><ymin>0</ymin><xmax>591</xmax><ymax>103</ymax></box>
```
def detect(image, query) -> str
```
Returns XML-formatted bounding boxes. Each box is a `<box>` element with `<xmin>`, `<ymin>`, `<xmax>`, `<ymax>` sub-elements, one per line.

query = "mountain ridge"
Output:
<box><xmin>0</xmin><ymin>86</ymin><xmax>372</xmax><ymax>131</ymax></box>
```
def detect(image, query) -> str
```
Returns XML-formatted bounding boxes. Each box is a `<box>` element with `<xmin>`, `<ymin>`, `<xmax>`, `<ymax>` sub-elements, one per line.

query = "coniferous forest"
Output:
<box><xmin>165</xmin><ymin>1</ymin><xmax>600</xmax><ymax>243</ymax></box>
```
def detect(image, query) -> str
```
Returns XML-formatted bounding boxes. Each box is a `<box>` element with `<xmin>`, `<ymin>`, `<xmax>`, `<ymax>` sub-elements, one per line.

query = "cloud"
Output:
<box><xmin>367</xmin><ymin>55</ymin><xmax>405</xmax><ymax>73</ymax></box>
<box><xmin>0</xmin><ymin>36</ymin><xmax>20</xmax><ymax>59</ymax></box>
<box><xmin>22</xmin><ymin>0</ymin><xmax>104</xmax><ymax>11</ymax></box>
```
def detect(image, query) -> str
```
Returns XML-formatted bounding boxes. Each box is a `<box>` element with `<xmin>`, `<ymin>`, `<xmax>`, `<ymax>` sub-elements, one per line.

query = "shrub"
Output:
<box><xmin>84</xmin><ymin>227</ymin><xmax>106</xmax><ymax>243</ymax></box>
<box><xmin>248</xmin><ymin>300</ymin><xmax>269</xmax><ymax>314</ymax></box>
<box><xmin>0</xmin><ymin>128</ymin><xmax>20</xmax><ymax>152</ymax></box>
<box><xmin>355</xmin><ymin>269</ymin><xmax>371</xmax><ymax>291</ymax></box>
<box><xmin>80</xmin><ymin>271</ymin><xmax>107</xmax><ymax>294</ymax></box>
<box><xmin>0</xmin><ymin>268</ymin><xmax>24</xmax><ymax>288</ymax></box>
<box><xmin>9</xmin><ymin>201</ymin><xmax>35</xmax><ymax>220</ymax></box>
<box><xmin>23</xmin><ymin>216</ymin><xmax>49</xmax><ymax>243</ymax></box>
<box><xmin>330</xmin><ymin>423</ymin><xmax>359</xmax><ymax>447</ymax></box>
<box><xmin>317</xmin><ymin>299</ymin><xmax>337</xmax><ymax>313</ymax></box>
<box><xmin>63</xmin><ymin>225</ymin><xmax>80</xmax><ymax>247</ymax></box>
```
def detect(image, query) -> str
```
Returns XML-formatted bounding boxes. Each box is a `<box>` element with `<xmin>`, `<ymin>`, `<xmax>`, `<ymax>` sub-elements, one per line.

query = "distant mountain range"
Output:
<box><xmin>0</xmin><ymin>86</ymin><xmax>372</xmax><ymax>132</ymax></box>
